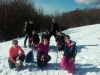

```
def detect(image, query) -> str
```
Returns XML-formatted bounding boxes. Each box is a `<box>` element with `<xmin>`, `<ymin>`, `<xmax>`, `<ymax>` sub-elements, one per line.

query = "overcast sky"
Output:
<box><xmin>34</xmin><ymin>0</ymin><xmax>100</xmax><ymax>15</ymax></box>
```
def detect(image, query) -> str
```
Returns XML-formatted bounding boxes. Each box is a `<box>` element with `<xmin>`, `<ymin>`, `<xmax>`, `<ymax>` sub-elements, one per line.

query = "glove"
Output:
<box><xmin>15</xmin><ymin>63</ymin><xmax>19</xmax><ymax>67</ymax></box>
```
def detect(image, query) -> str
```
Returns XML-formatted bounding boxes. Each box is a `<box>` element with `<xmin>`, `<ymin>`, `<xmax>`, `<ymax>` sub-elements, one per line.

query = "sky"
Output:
<box><xmin>34</xmin><ymin>0</ymin><xmax>100</xmax><ymax>15</ymax></box>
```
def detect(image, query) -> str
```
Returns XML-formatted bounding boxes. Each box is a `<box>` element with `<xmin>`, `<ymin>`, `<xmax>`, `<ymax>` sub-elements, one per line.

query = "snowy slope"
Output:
<box><xmin>0</xmin><ymin>24</ymin><xmax>100</xmax><ymax>75</ymax></box>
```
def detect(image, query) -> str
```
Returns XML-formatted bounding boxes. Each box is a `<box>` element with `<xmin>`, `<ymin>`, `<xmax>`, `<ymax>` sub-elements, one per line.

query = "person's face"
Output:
<box><xmin>43</xmin><ymin>39</ymin><xmax>48</xmax><ymax>45</ymax></box>
<box><xmin>12</xmin><ymin>42</ymin><xmax>18</xmax><ymax>48</ymax></box>
<box><xmin>52</xmin><ymin>19</ymin><xmax>56</xmax><ymax>23</ymax></box>
<box><xmin>30</xmin><ymin>21</ymin><xmax>33</xmax><ymax>24</ymax></box>
<box><xmin>60</xmin><ymin>34</ymin><xmax>62</xmax><ymax>36</ymax></box>
<box><xmin>65</xmin><ymin>37</ymin><xmax>70</xmax><ymax>43</ymax></box>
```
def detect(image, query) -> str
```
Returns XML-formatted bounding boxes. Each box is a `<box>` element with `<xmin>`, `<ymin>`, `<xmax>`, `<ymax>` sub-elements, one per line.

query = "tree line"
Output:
<box><xmin>0</xmin><ymin>0</ymin><xmax>100</xmax><ymax>42</ymax></box>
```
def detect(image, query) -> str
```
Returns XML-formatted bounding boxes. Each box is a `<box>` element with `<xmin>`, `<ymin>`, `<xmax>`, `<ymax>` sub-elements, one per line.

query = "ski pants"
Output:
<box><xmin>37</xmin><ymin>55</ymin><xmax>51</xmax><ymax>68</ymax></box>
<box><xmin>60</xmin><ymin>56</ymin><xmax>75</xmax><ymax>73</ymax></box>
<box><xmin>8</xmin><ymin>54</ymin><xmax>25</xmax><ymax>69</ymax></box>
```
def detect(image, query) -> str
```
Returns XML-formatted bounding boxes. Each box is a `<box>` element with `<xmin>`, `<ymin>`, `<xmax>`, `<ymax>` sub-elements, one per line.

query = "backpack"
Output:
<box><xmin>24</xmin><ymin>21</ymin><xmax>28</xmax><ymax>32</ymax></box>
<box><xmin>25</xmin><ymin>50</ymin><xmax>34</xmax><ymax>63</ymax></box>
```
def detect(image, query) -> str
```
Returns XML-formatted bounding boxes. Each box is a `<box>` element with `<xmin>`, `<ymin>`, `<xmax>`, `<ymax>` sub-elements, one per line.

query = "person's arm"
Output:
<box><xmin>44</xmin><ymin>50</ymin><xmax>48</xmax><ymax>56</ymax></box>
<box><xmin>72</xmin><ymin>44</ymin><xmax>77</xmax><ymax>59</ymax></box>
<box><xmin>26</xmin><ymin>24</ymin><xmax>28</xmax><ymax>34</ymax></box>
<box><xmin>49</xmin><ymin>24</ymin><xmax>51</xmax><ymax>32</ymax></box>
<box><xmin>33</xmin><ymin>43</ymin><xmax>41</xmax><ymax>50</ymax></box>
<box><xmin>18</xmin><ymin>46</ymin><xmax>24</xmax><ymax>56</ymax></box>
<box><xmin>56</xmin><ymin>23</ymin><xmax>59</xmax><ymax>32</ymax></box>
<box><xmin>32</xmin><ymin>24</ymin><xmax>37</xmax><ymax>31</ymax></box>
<box><xmin>37</xmin><ymin>34</ymin><xmax>40</xmax><ymax>43</ymax></box>
<box><xmin>56</xmin><ymin>35</ymin><xmax>59</xmax><ymax>42</ymax></box>
<box><xmin>61</xmin><ymin>42</ymin><xmax>65</xmax><ymax>51</ymax></box>
<box><xmin>9</xmin><ymin>47</ymin><xmax>16</xmax><ymax>64</ymax></box>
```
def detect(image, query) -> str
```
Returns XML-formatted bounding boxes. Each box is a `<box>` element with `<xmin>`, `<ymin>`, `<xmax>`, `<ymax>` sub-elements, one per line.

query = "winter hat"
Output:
<box><xmin>32</xmin><ymin>31</ymin><xmax>36</xmax><ymax>34</ymax></box>
<box><xmin>57</xmin><ymin>31</ymin><xmax>62</xmax><ymax>35</ymax></box>
<box><xmin>64</xmin><ymin>35</ymin><xmax>70</xmax><ymax>39</ymax></box>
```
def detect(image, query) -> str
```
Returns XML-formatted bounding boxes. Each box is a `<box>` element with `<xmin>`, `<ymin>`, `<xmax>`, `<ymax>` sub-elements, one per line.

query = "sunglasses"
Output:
<box><xmin>13</xmin><ymin>42</ymin><xmax>18</xmax><ymax>45</ymax></box>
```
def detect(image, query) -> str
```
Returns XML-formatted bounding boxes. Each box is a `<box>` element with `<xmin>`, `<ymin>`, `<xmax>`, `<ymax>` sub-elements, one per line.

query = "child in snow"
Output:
<box><xmin>31</xmin><ymin>31</ymin><xmax>40</xmax><ymax>46</ymax></box>
<box><xmin>60</xmin><ymin>35</ymin><xmax>77</xmax><ymax>73</ymax></box>
<box><xmin>33</xmin><ymin>37</ymin><xmax>51</xmax><ymax>68</ymax></box>
<box><xmin>56</xmin><ymin>31</ymin><xmax>65</xmax><ymax>51</ymax></box>
<box><xmin>41</xmin><ymin>31</ymin><xmax>50</xmax><ymax>43</ymax></box>
<box><xmin>28</xmin><ymin>31</ymin><xmax>40</xmax><ymax>48</ymax></box>
<box><xmin>8</xmin><ymin>40</ymin><xmax>25</xmax><ymax>69</ymax></box>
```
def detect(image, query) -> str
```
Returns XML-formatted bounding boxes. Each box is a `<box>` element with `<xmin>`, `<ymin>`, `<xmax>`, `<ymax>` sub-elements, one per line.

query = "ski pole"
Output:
<box><xmin>55</xmin><ymin>48</ymin><xmax>58</xmax><ymax>69</ymax></box>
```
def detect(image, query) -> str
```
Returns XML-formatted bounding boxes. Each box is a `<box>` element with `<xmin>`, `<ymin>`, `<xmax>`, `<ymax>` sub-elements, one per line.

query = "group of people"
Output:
<box><xmin>8</xmin><ymin>18</ymin><xmax>77</xmax><ymax>73</ymax></box>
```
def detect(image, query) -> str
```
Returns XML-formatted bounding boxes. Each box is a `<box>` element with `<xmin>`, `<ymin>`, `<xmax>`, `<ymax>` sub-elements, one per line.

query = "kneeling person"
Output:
<box><xmin>60</xmin><ymin>35</ymin><xmax>77</xmax><ymax>73</ymax></box>
<box><xmin>56</xmin><ymin>32</ymin><xmax>65</xmax><ymax>51</ymax></box>
<box><xmin>8</xmin><ymin>40</ymin><xmax>25</xmax><ymax>69</ymax></box>
<box><xmin>33</xmin><ymin>37</ymin><xmax>51</xmax><ymax>68</ymax></box>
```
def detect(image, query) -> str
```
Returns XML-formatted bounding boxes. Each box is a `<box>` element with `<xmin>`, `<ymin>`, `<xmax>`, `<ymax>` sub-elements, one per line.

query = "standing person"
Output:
<box><xmin>33</xmin><ymin>37</ymin><xmax>51</xmax><ymax>68</ymax></box>
<box><xmin>8</xmin><ymin>40</ymin><xmax>25</xmax><ymax>69</ymax></box>
<box><xmin>25</xmin><ymin>20</ymin><xmax>36</xmax><ymax>47</ymax></box>
<box><xmin>49</xmin><ymin>18</ymin><xmax>59</xmax><ymax>39</ymax></box>
<box><xmin>60</xmin><ymin>35</ymin><xmax>77</xmax><ymax>73</ymax></box>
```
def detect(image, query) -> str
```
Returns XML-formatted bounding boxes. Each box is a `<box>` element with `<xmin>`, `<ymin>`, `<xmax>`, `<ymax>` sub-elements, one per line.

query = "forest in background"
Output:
<box><xmin>0</xmin><ymin>0</ymin><xmax>100</xmax><ymax>41</ymax></box>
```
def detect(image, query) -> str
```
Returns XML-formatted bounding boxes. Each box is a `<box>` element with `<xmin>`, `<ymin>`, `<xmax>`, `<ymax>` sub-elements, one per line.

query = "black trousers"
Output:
<box><xmin>58</xmin><ymin>46</ymin><xmax>64</xmax><ymax>51</ymax></box>
<box><xmin>37</xmin><ymin>55</ymin><xmax>51</xmax><ymax>68</ymax></box>
<box><xmin>49</xmin><ymin>32</ymin><xmax>57</xmax><ymax>39</ymax></box>
<box><xmin>8</xmin><ymin>54</ymin><xmax>25</xmax><ymax>69</ymax></box>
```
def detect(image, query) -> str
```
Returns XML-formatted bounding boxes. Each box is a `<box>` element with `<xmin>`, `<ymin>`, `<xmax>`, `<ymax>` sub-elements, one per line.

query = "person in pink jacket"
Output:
<box><xmin>8</xmin><ymin>40</ymin><xmax>25</xmax><ymax>69</ymax></box>
<box><xmin>33</xmin><ymin>37</ymin><xmax>51</xmax><ymax>68</ymax></box>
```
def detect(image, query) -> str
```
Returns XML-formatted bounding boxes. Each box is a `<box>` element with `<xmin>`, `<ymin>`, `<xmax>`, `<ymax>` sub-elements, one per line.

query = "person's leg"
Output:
<box><xmin>58</xmin><ymin>47</ymin><xmax>62</xmax><ymax>51</ymax></box>
<box><xmin>37</xmin><ymin>58</ymin><xmax>44</xmax><ymax>68</ymax></box>
<box><xmin>46</xmin><ymin>55</ymin><xmax>51</xmax><ymax>62</ymax></box>
<box><xmin>42</xmin><ymin>55</ymin><xmax>51</xmax><ymax>66</ymax></box>
<box><xmin>53</xmin><ymin>32</ymin><xmax>57</xmax><ymax>39</ymax></box>
<box><xmin>49</xmin><ymin>32</ymin><xmax>53</xmax><ymax>39</ymax></box>
<box><xmin>24</xmin><ymin>35</ymin><xmax>28</xmax><ymax>47</ymax></box>
<box><xmin>19</xmin><ymin>54</ymin><xmax>25</xmax><ymax>62</ymax></box>
<box><xmin>60</xmin><ymin>56</ymin><xmax>68</xmax><ymax>69</ymax></box>
<box><xmin>8</xmin><ymin>58</ymin><xmax>16</xmax><ymax>69</ymax></box>
<box><xmin>67</xmin><ymin>59</ymin><xmax>75</xmax><ymax>73</ymax></box>
<box><xmin>19</xmin><ymin>54</ymin><xmax>25</xmax><ymax>66</ymax></box>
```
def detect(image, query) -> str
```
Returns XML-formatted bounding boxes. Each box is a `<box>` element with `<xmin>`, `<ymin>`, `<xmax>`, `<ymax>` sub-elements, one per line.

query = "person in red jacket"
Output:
<box><xmin>8</xmin><ymin>40</ymin><xmax>25</xmax><ymax>69</ymax></box>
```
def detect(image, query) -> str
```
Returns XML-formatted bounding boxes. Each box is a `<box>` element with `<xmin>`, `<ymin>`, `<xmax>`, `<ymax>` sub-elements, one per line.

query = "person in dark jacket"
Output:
<box><xmin>31</xmin><ymin>31</ymin><xmax>40</xmax><ymax>46</ymax></box>
<box><xmin>49</xmin><ymin>18</ymin><xmax>59</xmax><ymax>39</ymax></box>
<box><xmin>41</xmin><ymin>31</ymin><xmax>50</xmax><ymax>43</ymax></box>
<box><xmin>56</xmin><ymin>32</ymin><xmax>65</xmax><ymax>51</ymax></box>
<box><xmin>60</xmin><ymin>35</ymin><xmax>77</xmax><ymax>73</ymax></box>
<box><xmin>26</xmin><ymin>20</ymin><xmax>36</xmax><ymax>47</ymax></box>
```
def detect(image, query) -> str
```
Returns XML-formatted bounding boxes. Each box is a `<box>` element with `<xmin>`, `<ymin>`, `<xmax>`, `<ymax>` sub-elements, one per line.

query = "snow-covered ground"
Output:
<box><xmin>0</xmin><ymin>24</ymin><xmax>100</xmax><ymax>75</ymax></box>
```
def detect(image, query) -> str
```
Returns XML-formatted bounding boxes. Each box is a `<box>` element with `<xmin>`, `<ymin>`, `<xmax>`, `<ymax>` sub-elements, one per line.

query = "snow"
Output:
<box><xmin>0</xmin><ymin>24</ymin><xmax>100</xmax><ymax>75</ymax></box>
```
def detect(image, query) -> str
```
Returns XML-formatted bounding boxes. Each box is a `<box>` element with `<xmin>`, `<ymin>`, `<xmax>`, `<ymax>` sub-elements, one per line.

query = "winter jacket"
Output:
<box><xmin>33</xmin><ymin>43</ymin><xmax>49</xmax><ymax>58</ymax></box>
<box><xmin>32</xmin><ymin>33</ymin><xmax>40</xmax><ymax>44</ymax></box>
<box><xmin>56</xmin><ymin>35</ymin><xmax>65</xmax><ymax>46</ymax></box>
<box><xmin>9</xmin><ymin>46</ymin><xmax>24</xmax><ymax>64</ymax></box>
<box><xmin>61</xmin><ymin>41</ymin><xmax>77</xmax><ymax>60</ymax></box>
<box><xmin>26</xmin><ymin>23</ymin><xmax>36</xmax><ymax>37</ymax></box>
<box><xmin>49</xmin><ymin>22</ymin><xmax>59</xmax><ymax>33</ymax></box>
